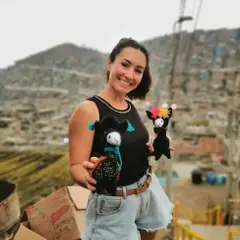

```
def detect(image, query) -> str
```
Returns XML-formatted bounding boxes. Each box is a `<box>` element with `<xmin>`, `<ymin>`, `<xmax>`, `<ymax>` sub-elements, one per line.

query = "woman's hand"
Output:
<box><xmin>146</xmin><ymin>142</ymin><xmax>153</xmax><ymax>155</ymax></box>
<box><xmin>82</xmin><ymin>157</ymin><xmax>98</xmax><ymax>191</ymax></box>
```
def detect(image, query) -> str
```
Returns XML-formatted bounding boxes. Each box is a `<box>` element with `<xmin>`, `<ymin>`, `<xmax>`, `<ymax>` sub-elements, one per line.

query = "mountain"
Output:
<box><xmin>1</xmin><ymin>27</ymin><xmax>239</xmax><ymax>91</ymax></box>
<box><xmin>15</xmin><ymin>43</ymin><xmax>107</xmax><ymax>74</ymax></box>
<box><xmin>0</xmin><ymin>27</ymin><xmax>238</xmax><ymax>110</ymax></box>
<box><xmin>0</xmin><ymin>43</ymin><xmax>109</xmax><ymax>103</ymax></box>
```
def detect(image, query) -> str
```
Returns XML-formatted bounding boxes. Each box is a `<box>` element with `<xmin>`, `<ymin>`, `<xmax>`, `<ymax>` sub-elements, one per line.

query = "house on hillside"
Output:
<box><xmin>0</xmin><ymin>117</ymin><xmax>14</xmax><ymax>128</ymax></box>
<box><xmin>173</xmin><ymin>136</ymin><xmax>224</xmax><ymax>156</ymax></box>
<box><xmin>172</xmin><ymin>75</ymin><xmax>185</xmax><ymax>88</ymax></box>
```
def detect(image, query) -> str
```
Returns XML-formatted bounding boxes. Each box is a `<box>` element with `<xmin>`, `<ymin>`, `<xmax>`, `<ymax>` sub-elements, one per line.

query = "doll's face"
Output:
<box><xmin>106</xmin><ymin>131</ymin><xmax>121</xmax><ymax>146</ymax></box>
<box><xmin>154</xmin><ymin>118</ymin><xmax>164</xmax><ymax>128</ymax></box>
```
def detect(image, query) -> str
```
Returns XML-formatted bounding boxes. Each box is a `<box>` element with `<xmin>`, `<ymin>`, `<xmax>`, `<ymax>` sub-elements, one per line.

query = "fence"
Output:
<box><xmin>175</xmin><ymin>222</ymin><xmax>207</xmax><ymax>240</ymax></box>
<box><xmin>227</xmin><ymin>228</ymin><xmax>240</xmax><ymax>240</ymax></box>
<box><xmin>174</xmin><ymin>201</ymin><xmax>222</xmax><ymax>225</ymax></box>
<box><xmin>173</xmin><ymin>201</ymin><xmax>223</xmax><ymax>240</ymax></box>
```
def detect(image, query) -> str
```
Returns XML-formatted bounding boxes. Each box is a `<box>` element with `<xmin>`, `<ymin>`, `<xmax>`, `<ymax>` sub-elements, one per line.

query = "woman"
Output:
<box><xmin>69</xmin><ymin>38</ymin><xmax>173</xmax><ymax>240</ymax></box>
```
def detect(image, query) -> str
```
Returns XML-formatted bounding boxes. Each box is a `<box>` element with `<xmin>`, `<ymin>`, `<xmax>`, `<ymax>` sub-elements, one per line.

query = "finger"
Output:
<box><xmin>82</xmin><ymin>161</ymin><xmax>95</xmax><ymax>170</ymax></box>
<box><xmin>90</xmin><ymin>157</ymin><xmax>100</xmax><ymax>164</ymax></box>
<box><xmin>85</xmin><ymin>182</ymin><xmax>96</xmax><ymax>191</ymax></box>
<box><xmin>148</xmin><ymin>146</ymin><xmax>153</xmax><ymax>151</ymax></box>
<box><xmin>90</xmin><ymin>156</ymin><xmax>105</xmax><ymax>163</ymax></box>
<box><xmin>86</xmin><ymin>174</ymin><xmax>97</xmax><ymax>185</ymax></box>
<box><xmin>84</xmin><ymin>173</ymin><xmax>96</xmax><ymax>191</ymax></box>
<box><xmin>146</xmin><ymin>142</ymin><xmax>151</xmax><ymax>146</ymax></box>
<box><xmin>169</xmin><ymin>146</ymin><xmax>175</xmax><ymax>151</ymax></box>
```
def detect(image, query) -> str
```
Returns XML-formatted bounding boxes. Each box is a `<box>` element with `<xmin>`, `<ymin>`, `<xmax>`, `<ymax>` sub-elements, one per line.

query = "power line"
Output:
<box><xmin>181</xmin><ymin>0</ymin><xmax>204</xmax><ymax>93</ymax></box>
<box><xmin>152</xmin><ymin>0</ymin><xmax>188</xmax><ymax>106</ymax></box>
<box><xmin>167</xmin><ymin>0</ymin><xmax>189</xmax><ymax>104</ymax></box>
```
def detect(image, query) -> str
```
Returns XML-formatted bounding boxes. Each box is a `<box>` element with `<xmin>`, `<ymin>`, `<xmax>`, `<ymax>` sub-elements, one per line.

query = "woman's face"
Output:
<box><xmin>107</xmin><ymin>47</ymin><xmax>147</xmax><ymax>95</ymax></box>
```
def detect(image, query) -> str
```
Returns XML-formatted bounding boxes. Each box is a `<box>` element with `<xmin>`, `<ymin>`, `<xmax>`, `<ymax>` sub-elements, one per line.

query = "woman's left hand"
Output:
<box><xmin>146</xmin><ymin>142</ymin><xmax>153</xmax><ymax>154</ymax></box>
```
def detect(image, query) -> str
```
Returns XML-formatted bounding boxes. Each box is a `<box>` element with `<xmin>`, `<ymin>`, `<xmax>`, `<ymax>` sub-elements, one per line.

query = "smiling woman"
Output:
<box><xmin>68</xmin><ymin>38</ymin><xmax>173</xmax><ymax>240</ymax></box>
<box><xmin>106</xmin><ymin>38</ymin><xmax>151</xmax><ymax>101</ymax></box>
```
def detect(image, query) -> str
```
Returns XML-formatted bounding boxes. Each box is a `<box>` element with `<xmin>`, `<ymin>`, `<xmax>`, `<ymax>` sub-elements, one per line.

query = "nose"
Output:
<box><xmin>112</xmin><ymin>133</ymin><xmax>121</xmax><ymax>145</ymax></box>
<box><xmin>125</xmin><ymin>67</ymin><xmax>135</xmax><ymax>80</ymax></box>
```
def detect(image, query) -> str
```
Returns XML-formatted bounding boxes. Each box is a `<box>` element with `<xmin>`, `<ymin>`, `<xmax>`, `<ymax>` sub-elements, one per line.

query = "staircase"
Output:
<box><xmin>182</xmin><ymin>224</ymin><xmax>240</xmax><ymax>240</ymax></box>
<box><xmin>173</xmin><ymin>202</ymin><xmax>240</xmax><ymax>240</ymax></box>
<box><xmin>175</xmin><ymin>219</ymin><xmax>240</xmax><ymax>240</ymax></box>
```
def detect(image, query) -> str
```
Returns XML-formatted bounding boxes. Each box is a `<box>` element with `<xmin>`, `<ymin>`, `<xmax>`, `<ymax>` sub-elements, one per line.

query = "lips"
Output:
<box><xmin>118</xmin><ymin>77</ymin><xmax>132</xmax><ymax>86</ymax></box>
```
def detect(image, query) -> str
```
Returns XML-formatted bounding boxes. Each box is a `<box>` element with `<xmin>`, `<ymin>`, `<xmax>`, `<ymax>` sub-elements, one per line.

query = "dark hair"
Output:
<box><xmin>106</xmin><ymin>38</ymin><xmax>152</xmax><ymax>100</ymax></box>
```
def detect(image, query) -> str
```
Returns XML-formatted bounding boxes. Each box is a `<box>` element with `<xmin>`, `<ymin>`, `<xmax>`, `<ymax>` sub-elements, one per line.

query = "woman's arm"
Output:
<box><xmin>68</xmin><ymin>100</ymin><xmax>99</xmax><ymax>190</ymax></box>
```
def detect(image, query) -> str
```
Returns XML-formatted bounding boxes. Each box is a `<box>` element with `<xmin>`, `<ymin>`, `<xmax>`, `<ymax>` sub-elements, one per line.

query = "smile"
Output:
<box><xmin>118</xmin><ymin>77</ymin><xmax>132</xmax><ymax>86</ymax></box>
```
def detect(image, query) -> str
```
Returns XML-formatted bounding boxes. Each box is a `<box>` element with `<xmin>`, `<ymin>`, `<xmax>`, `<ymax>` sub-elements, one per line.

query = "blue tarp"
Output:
<box><xmin>215</xmin><ymin>48</ymin><xmax>222</xmax><ymax>56</ymax></box>
<box><xmin>200</xmin><ymin>72</ymin><xmax>209</xmax><ymax>79</ymax></box>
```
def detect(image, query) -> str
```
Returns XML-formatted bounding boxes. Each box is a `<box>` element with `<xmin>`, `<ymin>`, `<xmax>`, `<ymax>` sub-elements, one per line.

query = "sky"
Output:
<box><xmin>0</xmin><ymin>0</ymin><xmax>239</xmax><ymax>68</ymax></box>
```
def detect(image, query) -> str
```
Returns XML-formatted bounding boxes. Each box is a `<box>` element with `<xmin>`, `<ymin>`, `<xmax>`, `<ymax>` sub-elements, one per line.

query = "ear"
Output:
<box><xmin>126</xmin><ymin>121</ymin><xmax>135</xmax><ymax>132</ymax></box>
<box><xmin>118</xmin><ymin>120</ymin><xmax>135</xmax><ymax>133</ymax></box>
<box><xmin>107</xmin><ymin>58</ymin><xmax>112</xmax><ymax>72</ymax></box>
<box><xmin>168</xmin><ymin>108</ymin><xmax>173</xmax><ymax>118</ymax></box>
<box><xmin>146</xmin><ymin>110</ymin><xmax>153</xmax><ymax>120</ymax></box>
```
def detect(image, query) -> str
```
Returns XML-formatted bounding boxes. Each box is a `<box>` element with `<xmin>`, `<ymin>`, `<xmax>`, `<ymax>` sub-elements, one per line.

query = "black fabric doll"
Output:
<box><xmin>146</xmin><ymin>107</ymin><xmax>173</xmax><ymax>161</ymax></box>
<box><xmin>88</xmin><ymin>115</ymin><xmax>134</xmax><ymax>195</ymax></box>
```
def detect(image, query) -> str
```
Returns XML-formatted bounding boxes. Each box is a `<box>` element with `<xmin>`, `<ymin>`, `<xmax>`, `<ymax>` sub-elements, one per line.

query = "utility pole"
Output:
<box><xmin>208</xmin><ymin>66</ymin><xmax>239</xmax><ymax>214</ymax></box>
<box><xmin>225</xmin><ymin>68</ymin><xmax>240</xmax><ymax>213</ymax></box>
<box><xmin>166</xmin><ymin>16</ymin><xmax>193</xmax><ymax>200</ymax></box>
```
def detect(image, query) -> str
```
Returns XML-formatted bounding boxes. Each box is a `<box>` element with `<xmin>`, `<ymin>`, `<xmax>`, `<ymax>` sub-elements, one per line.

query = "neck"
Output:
<box><xmin>99</xmin><ymin>84</ymin><xmax>127</xmax><ymax>106</ymax></box>
<box><xmin>105</xmin><ymin>145</ymin><xmax>118</xmax><ymax>150</ymax></box>
<box><xmin>104</xmin><ymin>145</ymin><xmax>122</xmax><ymax>171</ymax></box>
<box><xmin>154</xmin><ymin>127</ymin><xmax>166</xmax><ymax>134</ymax></box>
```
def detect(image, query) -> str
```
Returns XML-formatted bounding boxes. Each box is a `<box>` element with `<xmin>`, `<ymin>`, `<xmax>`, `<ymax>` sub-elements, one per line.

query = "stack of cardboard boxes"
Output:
<box><xmin>13</xmin><ymin>186</ymin><xmax>90</xmax><ymax>240</ymax></box>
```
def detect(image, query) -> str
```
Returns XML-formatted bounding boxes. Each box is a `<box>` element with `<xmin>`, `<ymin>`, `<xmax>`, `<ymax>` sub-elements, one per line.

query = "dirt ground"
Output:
<box><xmin>171</xmin><ymin>179</ymin><xmax>226</xmax><ymax>212</ymax></box>
<box><xmin>152</xmin><ymin>159</ymin><xmax>227</xmax><ymax>239</ymax></box>
<box><xmin>150</xmin><ymin>159</ymin><xmax>227</xmax><ymax>212</ymax></box>
<box><xmin>155</xmin><ymin>180</ymin><xmax>226</xmax><ymax>239</ymax></box>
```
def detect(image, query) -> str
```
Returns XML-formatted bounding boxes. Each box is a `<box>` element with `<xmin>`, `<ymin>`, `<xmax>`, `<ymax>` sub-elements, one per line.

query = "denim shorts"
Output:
<box><xmin>81</xmin><ymin>171</ymin><xmax>173</xmax><ymax>240</ymax></box>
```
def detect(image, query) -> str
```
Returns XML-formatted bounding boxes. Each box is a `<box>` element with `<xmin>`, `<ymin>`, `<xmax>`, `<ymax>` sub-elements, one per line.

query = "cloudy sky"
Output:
<box><xmin>0</xmin><ymin>0</ymin><xmax>239</xmax><ymax>68</ymax></box>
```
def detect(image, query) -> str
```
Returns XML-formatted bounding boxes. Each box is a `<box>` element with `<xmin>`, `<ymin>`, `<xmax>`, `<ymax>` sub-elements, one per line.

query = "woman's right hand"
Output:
<box><xmin>82</xmin><ymin>157</ymin><xmax>98</xmax><ymax>191</ymax></box>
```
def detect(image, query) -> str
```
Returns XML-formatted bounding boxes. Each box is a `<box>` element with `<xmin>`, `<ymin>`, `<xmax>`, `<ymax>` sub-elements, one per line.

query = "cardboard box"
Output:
<box><xmin>25</xmin><ymin>186</ymin><xmax>90</xmax><ymax>240</ymax></box>
<box><xmin>13</xmin><ymin>222</ymin><xmax>47</xmax><ymax>240</ymax></box>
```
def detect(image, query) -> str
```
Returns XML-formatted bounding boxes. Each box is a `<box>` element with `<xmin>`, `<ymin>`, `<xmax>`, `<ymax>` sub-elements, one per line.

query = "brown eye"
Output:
<box><xmin>135</xmin><ymin>69</ymin><xmax>143</xmax><ymax>74</ymax></box>
<box><xmin>121</xmin><ymin>62</ymin><xmax>129</xmax><ymax>67</ymax></box>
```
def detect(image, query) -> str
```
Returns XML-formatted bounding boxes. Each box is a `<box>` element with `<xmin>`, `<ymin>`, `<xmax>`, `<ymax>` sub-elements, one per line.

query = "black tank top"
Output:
<box><xmin>88</xmin><ymin>95</ymin><xmax>150</xmax><ymax>186</ymax></box>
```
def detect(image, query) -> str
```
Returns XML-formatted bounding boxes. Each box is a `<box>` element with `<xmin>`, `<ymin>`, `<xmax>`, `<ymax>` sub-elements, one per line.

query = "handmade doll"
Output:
<box><xmin>146</xmin><ymin>107</ymin><xmax>173</xmax><ymax>160</ymax></box>
<box><xmin>88</xmin><ymin>115</ymin><xmax>134</xmax><ymax>195</ymax></box>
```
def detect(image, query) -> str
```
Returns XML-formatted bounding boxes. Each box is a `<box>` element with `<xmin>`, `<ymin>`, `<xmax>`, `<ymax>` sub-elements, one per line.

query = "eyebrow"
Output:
<box><xmin>123</xmin><ymin>58</ymin><xmax>145</xmax><ymax>69</ymax></box>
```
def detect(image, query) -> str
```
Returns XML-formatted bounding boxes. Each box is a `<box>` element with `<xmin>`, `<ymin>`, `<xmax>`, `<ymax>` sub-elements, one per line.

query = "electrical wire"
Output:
<box><xmin>167</xmin><ymin>0</ymin><xmax>188</xmax><ymax>102</ymax></box>
<box><xmin>181</xmin><ymin>0</ymin><xmax>204</xmax><ymax>93</ymax></box>
<box><xmin>153</xmin><ymin>0</ymin><xmax>188</xmax><ymax>106</ymax></box>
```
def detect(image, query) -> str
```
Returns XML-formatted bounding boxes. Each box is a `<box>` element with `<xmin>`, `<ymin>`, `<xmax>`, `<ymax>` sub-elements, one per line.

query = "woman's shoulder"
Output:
<box><xmin>69</xmin><ymin>99</ymin><xmax>99</xmax><ymax>123</ymax></box>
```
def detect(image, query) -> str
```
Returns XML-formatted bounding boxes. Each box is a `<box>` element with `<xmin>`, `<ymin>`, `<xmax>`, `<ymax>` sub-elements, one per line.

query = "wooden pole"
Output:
<box><xmin>225</xmin><ymin>70</ymin><xmax>239</xmax><ymax>212</ymax></box>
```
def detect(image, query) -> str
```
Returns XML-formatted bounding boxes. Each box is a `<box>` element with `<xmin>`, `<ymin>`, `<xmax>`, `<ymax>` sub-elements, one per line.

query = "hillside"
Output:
<box><xmin>0</xmin><ymin>27</ymin><xmax>239</xmax><ymax>149</ymax></box>
<box><xmin>1</xmin><ymin>27</ymin><xmax>239</xmax><ymax>95</ymax></box>
<box><xmin>0</xmin><ymin>149</ymin><xmax>73</xmax><ymax>209</ymax></box>
<box><xmin>15</xmin><ymin>43</ymin><xmax>107</xmax><ymax>74</ymax></box>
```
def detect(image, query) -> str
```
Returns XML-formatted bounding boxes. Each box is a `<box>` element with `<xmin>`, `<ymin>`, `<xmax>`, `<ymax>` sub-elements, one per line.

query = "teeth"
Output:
<box><xmin>119</xmin><ymin>78</ymin><xmax>131</xmax><ymax>86</ymax></box>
